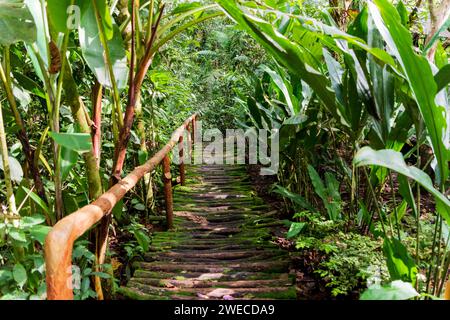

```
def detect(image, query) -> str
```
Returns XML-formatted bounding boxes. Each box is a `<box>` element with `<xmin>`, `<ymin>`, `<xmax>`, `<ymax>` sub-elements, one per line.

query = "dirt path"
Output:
<box><xmin>118</xmin><ymin>163</ymin><xmax>296</xmax><ymax>300</ymax></box>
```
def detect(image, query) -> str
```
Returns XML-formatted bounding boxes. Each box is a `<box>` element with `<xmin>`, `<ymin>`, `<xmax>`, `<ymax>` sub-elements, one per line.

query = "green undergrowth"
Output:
<box><xmin>288</xmin><ymin>211</ymin><xmax>389</xmax><ymax>297</ymax></box>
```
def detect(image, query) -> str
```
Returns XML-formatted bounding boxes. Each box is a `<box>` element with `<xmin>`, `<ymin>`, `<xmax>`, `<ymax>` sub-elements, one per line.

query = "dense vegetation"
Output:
<box><xmin>0</xmin><ymin>0</ymin><xmax>449</xmax><ymax>300</ymax></box>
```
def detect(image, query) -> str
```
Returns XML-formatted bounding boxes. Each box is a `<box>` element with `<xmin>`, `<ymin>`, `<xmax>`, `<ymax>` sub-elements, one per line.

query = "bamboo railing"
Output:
<box><xmin>44</xmin><ymin>114</ymin><xmax>197</xmax><ymax>300</ymax></box>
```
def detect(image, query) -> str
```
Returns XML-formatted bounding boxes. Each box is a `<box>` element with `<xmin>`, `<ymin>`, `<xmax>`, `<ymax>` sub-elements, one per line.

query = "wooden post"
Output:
<box><xmin>186</xmin><ymin>123</ymin><xmax>192</xmax><ymax>160</ymax></box>
<box><xmin>445</xmin><ymin>280</ymin><xmax>450</xmax><ymax>300</ymax></box>
<box><xmin>162</xmin><ymin>155</ymin><xmax>174</xmax><ymax>229</ymax></box>
<box><xmin>191</xmin><ymin>117</ymin><xmax>196</xmax><ymax>155</ymax></box>
<box><xmin>179</xmin><ymin>135</ymin><xmax>185</xmax><ymax>186</ymax></box>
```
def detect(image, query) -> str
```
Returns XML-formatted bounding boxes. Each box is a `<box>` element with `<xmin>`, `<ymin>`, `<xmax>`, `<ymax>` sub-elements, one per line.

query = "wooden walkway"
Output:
<box><xmin>118</xmin><ymin>163</ymin><xmax>296</xmax><ymax>300</ymax></box>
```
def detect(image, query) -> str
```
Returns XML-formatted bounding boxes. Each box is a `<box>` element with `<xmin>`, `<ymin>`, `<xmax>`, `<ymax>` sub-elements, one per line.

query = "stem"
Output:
<box><xmin>62</xmin><ymin>57</ymin><xmax>103</xmax><ymax>201</ymax></box>
<box><xmin>363</xmin><ymin>167</ymin><xmax>388</xmax><ymax>238</ymax></box>
<box><xmin>0</xmin><ymin>101</ymin><xmax>17</xmax><ymax>217</ymax></box>
<box><xmin>0</xmin><ymin>49</ymin><xmax>48</xmax><ymax>205</ymax></box>
<box><xmin>52</xmin><ymin>32</ymin><xmax>71</xmax><ymax>221</ymax></box>
<box><xmin>91</xmin><ymin>0</ymin><xmax>124</xmax><ymax>130</ymax></box>
<box><xmin>145</xmin><ymin>0</ymin><xmax>155</xmax><ymax>46</ymax></box>
<box><xmin>415</xmin><ymin>129</ymin><xmax>422</xmax><ymax>281</ymax></box>
<box><xmin>389</xmin><ymin>170</ymin><xmax>401</xmax><ymax>241</ymax></box>
<box><xmin>92</xmin><ymin>81</ymin><xmax>103</xmax><ymax>168</ymax></box>
<box><xmin>426</xmin><ymin>215</ymin><xmax>440</xmax><ymax>293</ymax></box>
<box><xmin>432</xmin><ymin>216</ymin><xmax>443</xmax><ymax>295</ymax></box>
<box><xmin>111</xmin><ymin>4</ymin><xmax>164</xmax><ymax>183</ymax></box>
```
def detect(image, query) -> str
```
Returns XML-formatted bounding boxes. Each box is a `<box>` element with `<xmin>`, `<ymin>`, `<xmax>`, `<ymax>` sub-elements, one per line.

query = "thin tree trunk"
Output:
<box><xmin>62</xmin><ymin>61</ymin><xmax>103</xmax><ymax>200</ymax></box>
<box><xmin>110</xmin><ymin>5</ymin><xmax>164</xmax><ymax>183</ymax></box>
<box><xmin>92</xmin><ymin>81</ymin><xmax>103</xmax><ymax>168</ymax></box>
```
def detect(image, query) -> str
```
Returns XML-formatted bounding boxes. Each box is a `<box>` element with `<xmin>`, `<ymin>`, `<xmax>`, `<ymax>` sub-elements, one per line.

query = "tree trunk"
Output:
<box><xmin>91</xmin><ymin>81</ymin><xmax>103</xmax><ymax>168</ymax></box>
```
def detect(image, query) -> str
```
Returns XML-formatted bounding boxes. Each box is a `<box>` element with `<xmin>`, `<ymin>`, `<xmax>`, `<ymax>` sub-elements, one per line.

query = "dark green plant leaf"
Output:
<box><xmin>272</xmin><ymin>185</ymin><xmax>316</xmax><ymax>212</ymax></box>
<box><xmin>434</xmin><ymin>64</ymin><xmax>450</xmax><ymax>94</ymax></box>
<box><xmin>12</xmin><ymin>72</ymin><xmax>45</xmax><ymax>99</ymax></box>
<box><xmin>354</xmin><ymin>147</ymin><xmax>450</xmax><ymax>225</ymax></box>
<box><xmin>47</xmin><ymin>0</ymin><xmax>88</xmax><ymax>34</ymax></box>
<box><xmin>133</xmin><ymin>230</ymin><xmax>150</xmax><ymax>252</ymax></box>
<box><xmin>216</xmin><ymin>0</ymin><xmax>341</xmax><ymax>124</ymax></box>
<box><xmin>12</xmin><ymin>263</ymin><xmax>27</xmax><ymax>289</ymax></box>
<box><xmin>287</xmin><ymin>222</ymin><xmax>306</xmax><ymax>239</ymax></box>
<box><xmin>383</xmin><ymin>237</ymin><xmax>417</xmax><ymax>284</ymax></box>
<box><xmin>369</xmin><ymin>0</ymin><xmax>449</xmax><ymax>186</ymax></box>
<box><xmin>0</xmin><ymin>0</ymin><xmax>36</xmax><ymax>45</ymax></box>
<box><xmin>61</xmin><ymin>146</ymin><xmax>79</xmax><ymax>180</ymax></box>
<box><xmin>29</xmin><ymin>225</ymin><xmax>51</xmax><ymax>245</ymax></box>
<box><xmin>171</xmin><ymin>2</ymin><xmax>202</xmax><ymax>15</ymax></box>
<box><xmin>21</xmin><ymin>215</ymin><xmax>45</xmax><ymax>228</ymax></box>
<box><xmin>49</xmin><ymin>132</ymin><xmax>92</xmax><ymax>153</ymax></box>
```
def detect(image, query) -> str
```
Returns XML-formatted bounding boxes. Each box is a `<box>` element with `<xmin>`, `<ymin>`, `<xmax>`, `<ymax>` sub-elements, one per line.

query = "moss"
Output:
<box><xmin>251</xmin><ymin>287</ymin><xmax>297</xmax><ymax>300</ymax></box>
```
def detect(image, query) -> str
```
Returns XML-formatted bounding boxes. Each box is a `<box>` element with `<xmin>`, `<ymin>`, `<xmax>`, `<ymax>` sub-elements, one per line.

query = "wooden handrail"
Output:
<box><xmin>44</xmin><ymin>114</ymin><xmax>197</xmax><ymax>300</ymax></box>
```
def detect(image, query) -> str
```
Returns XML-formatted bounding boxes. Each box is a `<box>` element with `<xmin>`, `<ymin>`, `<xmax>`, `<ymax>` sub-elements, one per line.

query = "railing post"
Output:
<box><xmin>162</xmin><ymin>155</ymin><xmax>174</xmax><ymax>230</ymax></box>
<box><xmin>179</xmin><ymin>135</ymin><xmax>185</xmax><ymax>186</ymax></box>
<box><xmin>192</xmin><ymin>116</ymin><xmax>195</xmax><ymax>152</ymax></box>
<box><xmin>186</xmin><ymin>123</ymin><xmax>192</xmax><ymax>160</ymax></box>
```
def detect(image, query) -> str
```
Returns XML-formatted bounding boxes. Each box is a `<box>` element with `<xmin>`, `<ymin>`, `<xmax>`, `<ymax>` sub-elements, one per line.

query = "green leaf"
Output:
<box><xmin>29</xmin><ymin>225</ymin><xmax>51</xmax><ymax>245</ymax></box>
<box><xmin>24</xmin><ymin>0</ymin><xmax>49</xmax><ymax>72</ymax></box>
<box><xmin>0</xmin><ymin>155</ymin><xmax>23</xmax><ymax>183</ymax></box>
<box><xmin>138</xmin><ymin>150</ymin><xmax>148</xmax><ymax>165</ymax></box>
<box><xmin>246</xmin><ymin>97</ymin><xmax>263</xmax><ymax>129</ymax></box>
<box><xmin>0</xmin><ymin>270</ymin><xmax>13</xmax><ymax>283</ymax></box>
<box><xmin>260</xmin><ymin>65</ymin><xmax>296</xmax><ymax>115</ymax></box>
<box><xmin>47</xmin><ymin>0</ymin><xmax>88</xmax><ymax>34</ymax></box>
<box><xmin>62</xmin><ymin>190</ymin><xmax>79</xmax><ymax>215</ymax></box>
<box><xmin>47</xmin><ymin>0</ymin><xmax>71</xmax><ymax>33</ymax></box>
<box><xmin>21</xmin><ymin>186</ymin><xmax>51</xmax><ymax>217</ymax></box>
<box><xmin>133</xmin><ymin>203</ymin><xmax>146</xmax><ymax>211</ymax></box>
<box><xmin>383</xmin><ymin>237</ymin><xmax>418</xmax><ymax>284</ymax></box>
<box><xmin>354</xmin><ymin>147</ymin><xmax>450</xmax><ymax>225</ymax></box>
<box><xmin>287</xmin><ymin>222</ymin><xmax>306</xmax><ymax>239</ymax></box>
<box><xmin>21</xmin><ymin>215</ymin><xmax>45</xmax><ymax>228</ymax></box>
<box><xmin>12</xmin><ymin>72</ymin><xmax>45</xmax><ymax>99</ymax></box>
<box><xmin>61</xmin><ymin>146</ymin><xmax>79</xmax><ymax>180</ymax></box>
<box><xmin>369</xmin><ymin>0</ymin><xmax>449</xmax><ymax>187</ymax></box>
<box><xmin>171</xmin><ymin>2</ymin><xmax>202</xmax><ymax>15</ymax></box>
<box><xmin>133</xmin><ymin>230</ymin><xmax>150</xmax><ymax>252</ymax></box>
<box><xmin>9</xmin><ymin>229</ymin><xmax>27</xmax><ymax>243</ymax></box>
<box><xmin>89</xmin><ymin>271</ymin><xmax>110</xmax><ymax>279</ymax></box>
<box><xmin>215</xmin><ymin>0</ymin><xmax>340</xmax><ymax>123</ymax></box>
<box><xmin>434</xmin><ymin>64</ymin><xmax>450</xmax><ymax>94</ymax></box>
<box><xmin>307</xmin><ymin>164</ymin><xmax>327</xmax><ymax>200</ymax></box>
<box><xmin>398</xmin><ymin>174</ymin><xmax>418</xmax><ymax>218</ymax></box>
<box><xmin>49</xmin><ymin>132</ymin><xmax>92</xmax><ymax>153</ymax></box>
<box><xmin>395</xmin><ymin>1</ymin><xmax>409</xmax><ymax>27</ymax></box>
<box><xmin>0</xmin><ymin>0</ymin><xmax>36</xmax><ymax>45</ymax></box>
<box><xmin>272</xmin><ymin>185</ymin><xmax>316</xmax><ymax>212</ymax></box>
<box><xmin>360</xmin><ymin>280</ymin><xmax>419</xmax><ymax>300</ymax></box>
<box><xmin>12</xmin><ymin>263</ymin><xmax>27</xmax><ymax>289</ymax></box>
<box><xmin>79</xmin><ymin>4</ymin><xmax>128</xmax><ymax>90</ymax></box>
